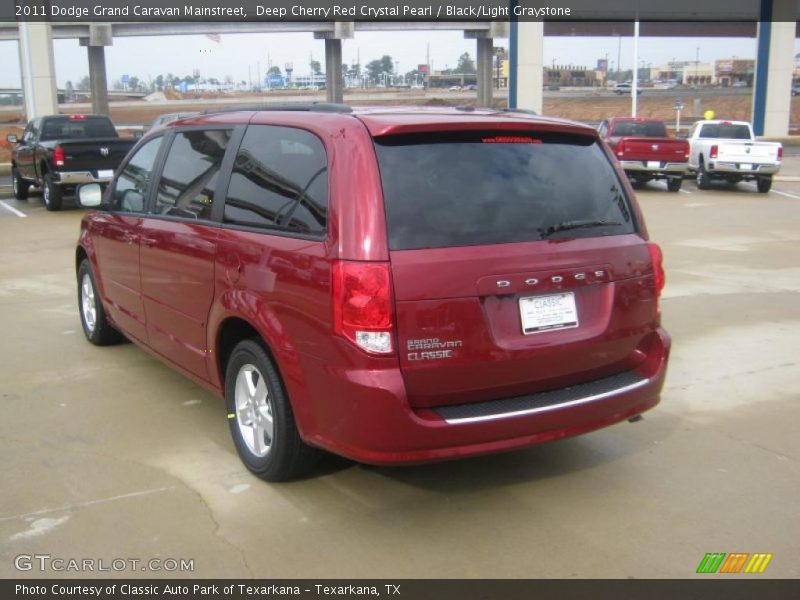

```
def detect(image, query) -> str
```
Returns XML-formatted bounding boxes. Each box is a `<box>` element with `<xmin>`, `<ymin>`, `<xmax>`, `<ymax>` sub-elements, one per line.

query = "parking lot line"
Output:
<box><xmin>678</xmin><ymin>189</ymin><xmax>693</xmax><ymax>195</ymax></box>
<box><xmin>0</xmin><ymin>200</ymin><xmax>27</xmax><ymax>218</ymax></box>
<box><xmin>771</xmin><ymin>189</ymin><xmax>800</xmax><ymax>200</ymax></box>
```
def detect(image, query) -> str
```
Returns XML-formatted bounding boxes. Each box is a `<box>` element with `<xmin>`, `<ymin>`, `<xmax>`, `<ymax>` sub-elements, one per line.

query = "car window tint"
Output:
<box><xmin>375</xmin><ymin>131</ymin><xmax>636</xmax><ymax>250</ymax></box>
<box><xmin>223</xmin><ymin>125</ymin><xmax>328</xmax><ymax>235</ymax></box>
<box><xmin>154</xmin><ymin>129</ymin><xmax>231</xmax><ymax>220</ymax></box>
<box><xmin>112</xmin><ymin>137</ymin><xmax>163</xmax><ymax>213</ymax></box>
<box><xmin>611</xmin><ymin>121</ymin><xmax>667</xmax><ymax>137</ymax></box>
<box><xmin>699</xmin><ymin>124</ymin><xmax>751</xmax><ymax>139</ymax></box>
<box><xmin>39</xmin><ymin>116</ymin><xmax>117</xmax><ymax>141</ymax></box>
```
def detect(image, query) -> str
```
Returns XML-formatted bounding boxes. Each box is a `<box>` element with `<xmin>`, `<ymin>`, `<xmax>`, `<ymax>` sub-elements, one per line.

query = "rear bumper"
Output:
<box><xmin>54</xmin><ymin>171</ymin><xmax>114</xmax><ymax>185</ymax></box>
<box><xmin>299</xmin><ymin>327</ymin><xmax>671</xmax><ymax>465</ymax></box>
<box><xmin>621</xmin><ymin>161</ymin><xmax>687</xmax><ymax>176</ymax></box>
<box><xmin>706</xmin><ymin>162</ymin><xmax>780</xmax><ymax>176</ymax></box>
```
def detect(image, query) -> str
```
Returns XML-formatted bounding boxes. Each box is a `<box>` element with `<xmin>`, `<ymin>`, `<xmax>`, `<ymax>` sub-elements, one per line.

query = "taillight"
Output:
<box><xmin>52</xmin><ymin>145</ymin><xmax>65</xmax><ymax>168</ymax></box>
<box><xmin>616</xmin><ymin>139</ymin><xmax>626</xmax><ymax>158</ymax></box>
<box><xmin>332</xmin><ymin>260</ymin><xmax>394</xmax><ymax>355</ymax></box>
<box><xmin>647</xmin><ymin>242</ymin><xmax>665</xmax><ymax>297</ymax></box>
<box><xmin>709</xmin><ymin>145</ymin><xmax>718</xmax><ymax>159</ymax></box>
<box><xmin>777</xmin><ymin>146</ymin><xmax>783</xmax><ymax>159</ymax></box>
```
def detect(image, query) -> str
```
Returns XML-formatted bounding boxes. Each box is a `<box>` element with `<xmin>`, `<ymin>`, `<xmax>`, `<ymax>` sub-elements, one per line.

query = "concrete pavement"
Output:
<box><xmin>0</xmin><ymin>177</ymin><xmax>798</xmax><ymax>578</ymax></box>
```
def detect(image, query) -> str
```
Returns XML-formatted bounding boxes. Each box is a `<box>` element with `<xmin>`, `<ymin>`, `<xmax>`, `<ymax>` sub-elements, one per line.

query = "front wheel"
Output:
<box><xmin>667</xmin><ymin>177</ymin><xmax>683</xmax><ymax>192</ymax></box>
<box><xmin>77</xmin><ymin>259</ymin><xmax>124</xmax><ymax>345</ymax></box>
<box><xmin>12</xmin><ymin>166</ymin><xmax>30</xmax><ymax>200</ymax></box>
<box><xmin>43</xmin><ymin>173</ymin><xmax>63</xmax><ymax>211</ymax></box>
<box><xmin>225</xmin><ymin>340</ymin><xmax>318</xmax><ymax>481</ymax></box>
<box><xmin>757</xmin><ymin>176</ymin><xmax>772</xmax><ymax>194</ymax></box>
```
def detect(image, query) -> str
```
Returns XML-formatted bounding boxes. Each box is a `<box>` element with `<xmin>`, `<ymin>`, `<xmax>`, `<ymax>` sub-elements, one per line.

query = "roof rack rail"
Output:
<box><xmin>499</xmin><ymin>108</ymin><xmax>538</xmax><ymax>116</ymax></box>
<box><xmin>201</xmin><ymin>102</ymin><xmax>353</xmax><ymax>115</ymax></box>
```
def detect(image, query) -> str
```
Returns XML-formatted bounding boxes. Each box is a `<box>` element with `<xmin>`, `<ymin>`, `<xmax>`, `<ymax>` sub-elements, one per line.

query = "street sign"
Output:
<box><xmin>121</xmin><ymin>74</ymin><xmax>130</xmax><ymax>84</ymax></box>
<box><xmin>675</xmin><ymin>98</ymin><xmax>684</xmax><ymax>110</ymax></box>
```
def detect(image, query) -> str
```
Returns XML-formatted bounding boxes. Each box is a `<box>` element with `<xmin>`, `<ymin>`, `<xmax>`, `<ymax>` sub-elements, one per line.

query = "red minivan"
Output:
<box><xmin>75</xmin><ymin>104</ymin><xmax>670</xmax><ymax>481</ymax></box>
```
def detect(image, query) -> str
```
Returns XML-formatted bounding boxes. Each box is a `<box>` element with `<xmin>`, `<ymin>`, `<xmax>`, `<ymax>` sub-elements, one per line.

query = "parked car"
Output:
<box><xmin>792</xmin><ymin>86</ymin><xmax>799</xmax><ymax>97</ymax></box>
<box><xmin>448</xmin><ymin>85</ymin><xmax>462</xmax><ymax>91</ymax></box>
<box><xmin>465</xmin><ymin>84</ymin><xmax>477</xmax><ymax>91</ymax></box>
<box><xmin>613</xmin><ymin>82</ymin><xmax>643</xmax><ymax>95</ymax></box>
<box><xmin>599</xmin><ymin>117</ymin><xmax>690</xmax><ymax>192</ymax></box>
<box><xmin>8</xmin><ymin>114</ymin><xmax>137</xmax><ymax>211</ymax></box>
<box><xmin>687</xmin><ymin>119</ymin><xmax>782</xmax><ymax>192</ymax></box>
<box><xmin>74</xmin><ymin>104</ymin><xmax>670</xmax><ymax>481</ymax></box>
<box><xmin>149</xmin><ymin>112</ymin><xmax>199</xmax><ymax>130</ymax></box>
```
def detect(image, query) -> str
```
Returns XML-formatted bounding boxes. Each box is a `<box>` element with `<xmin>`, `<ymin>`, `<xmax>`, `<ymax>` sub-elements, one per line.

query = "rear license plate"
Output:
<box><xmin>646</xmin><ymin>161</ymin><xmax>661</xmax><ymax>169</ymax></box>
<box><xmin>740</xmin><ymin>163</ymin><xmax>753</xmax><ymax>171</ymax></box>
<box><xmin>97</xmin><ymin>169</ymin><xmax>114</xmax><ymax>178</ymax></box>
<box><xmin>519</xmin><ymin>292</ymin><xmax>579</xmax><ymax>335</ymax></box>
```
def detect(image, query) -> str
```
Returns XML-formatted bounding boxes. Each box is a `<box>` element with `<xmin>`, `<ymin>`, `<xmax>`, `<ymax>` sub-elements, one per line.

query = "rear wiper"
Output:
<box><xmin>539</xmin><ymin>219</ymin><xmax>622</xmax><ymax>238</ymax></box>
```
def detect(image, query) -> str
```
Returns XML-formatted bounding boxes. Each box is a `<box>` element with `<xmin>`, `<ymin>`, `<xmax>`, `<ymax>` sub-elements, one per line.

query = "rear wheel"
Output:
<box><xmin>225</xmin><ymin>340</ymin><xmax>318</xmax><ymax>481</ymax></box>
<box><xmin>756</xmin><ymin>176</ymin><xmax>772</xmax><ymax>194</ymax></box>
<box><xmin>11</xmin><ymin>166</ymin><xmax>29</xmax><ymax>200</ymax></box>
<box><xmin>667</xmin><ymin>177</ymin><xmax>682</xmax><ymax>192</ymax></box>
<box><xmin>43</xmin><ymin>173</ymin><xmax>63</xmax><ymax>211</ymax></box>
<box><xmin>696</xmin><ymin>161</ymin><xmax>711</xmax><ymax>190</ymax></box>
<box><xmin>77</xmin><ymin>259</ymin><xmax>124</xmax><ymax>345</ymax></box>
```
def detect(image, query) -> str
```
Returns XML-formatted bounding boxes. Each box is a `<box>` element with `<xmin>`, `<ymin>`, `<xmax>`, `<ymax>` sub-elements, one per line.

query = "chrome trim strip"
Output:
<box><xmin>441</xmin><ymin>378</ymin><xmax>651</xmax><ymax>425</ymax></box>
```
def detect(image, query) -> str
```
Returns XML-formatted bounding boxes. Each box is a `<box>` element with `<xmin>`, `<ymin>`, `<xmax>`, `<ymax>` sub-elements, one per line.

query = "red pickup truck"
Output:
<box><xmin>599</xmin><ymin>117</ymin><xmax>689</xmax><ymax>192</ymax></box>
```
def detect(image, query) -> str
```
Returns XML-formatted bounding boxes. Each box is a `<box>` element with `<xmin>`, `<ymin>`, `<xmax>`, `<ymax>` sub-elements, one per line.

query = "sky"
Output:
<box><xmin>0</xmin><ymin>30</ymin><xmax>797</xmax><ymax>88</ymax></box>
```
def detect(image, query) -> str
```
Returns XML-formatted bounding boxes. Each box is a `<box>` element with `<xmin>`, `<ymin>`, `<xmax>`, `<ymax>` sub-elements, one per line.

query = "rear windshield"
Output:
<box><xmin>39</xmin><ymin>116</ymin><xmax>118</xmax><ymax>141</ymax></box>
<box><xmin>698</xmin><ymin>123</ymin><xmax>751</xmax><ymax>140</ymax></box>
<box><xmin>610</xmin><ymin>121</ymin><xmax>667</xmax><ymax>137</ymax></box>
<box><xmin>374</xmin><ymin>131</ymin><xmax>637</xmax><ymax>250</ymax></box>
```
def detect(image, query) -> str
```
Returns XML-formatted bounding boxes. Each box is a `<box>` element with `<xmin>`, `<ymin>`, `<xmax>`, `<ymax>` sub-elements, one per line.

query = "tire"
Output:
<box><xmin>225</xmin><ymin>339</ymin><xmax>318</xmax><ymax>481</ymax></box>
<box><xmin>77</xmin><ymin>259</ymin><xmax>124</xmax><ymax>345</ymax></box>
<box><xmin>43</xmin><ymin>173</ymin><xmax>63</xmax><ymax>211</ymax></box>
<box><xmin>11</xmin><ymin>166</ymin><xmax>29</xmax><ymax>200</ymax></box>
<box><xmin>757</xmin><ymin>176</ymin><xmax>772</xmax><ymax>193</ymax></box>
<box><xmin>667</xmin><ymin>177</ymin><xmax>682</xmax><ymax>192</ymax></box>
<box><xmin>696</xmin><ymin>161</ymin><xmax>711</xmax><ymax>190</ymax></box>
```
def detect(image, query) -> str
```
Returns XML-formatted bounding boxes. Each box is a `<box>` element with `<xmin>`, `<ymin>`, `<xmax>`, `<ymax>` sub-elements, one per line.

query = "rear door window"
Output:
<box><xmin>39</xmin><ymin>116</ymin><xmax>117</xmax><ymax>141</ymax></box>
<box><xmin>374</xmin><ymin>131</ymin><xmax>636</xmax><ymax>250</ymax></box>
<box><xmin>698</xmin><ymin>123</ymin><xmax>751</xmax><ymax>139</ymax></box>
<box><xmin>154</xmin><ymin>129</ymin><xmax>231</xmax><ymax>220</ymax></box>
<box><xmin>223</xmin><ymin>125</ymin><xmax>328</xmax><ymax>235</ymax></box>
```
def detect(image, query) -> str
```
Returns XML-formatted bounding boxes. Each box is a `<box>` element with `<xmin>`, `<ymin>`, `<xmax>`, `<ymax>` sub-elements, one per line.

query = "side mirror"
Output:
<box><xmin>77</xmin><ymin>183</ymin><xmax>104</xmax><ymax>208</ymax></box>
<box><xmin>6</xmin><ymin>134</ymin><xmax>18</xmax><ymax>143</ymax></box>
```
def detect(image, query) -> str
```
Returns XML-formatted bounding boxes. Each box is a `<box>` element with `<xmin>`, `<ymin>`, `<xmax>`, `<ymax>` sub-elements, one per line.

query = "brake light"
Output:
<box><xmin>332</xmin><ymin>260</ymin><xmax>394</xmax><ymax>355</ymax></box>
<box><xmin>778</xmin><ymin>146</ymin><xmax>783</xmax><ymax>159</ymax></box>
<box><xmin>52</xmin><ymin>145</ymin><xmax>65</xmax><ymax>168</ymax></box>
<box><xmin>709</xmin><ymin>145</ymin><xmax>718</xmax><ymax>159</ymax></box>
<box><xmin>482</xmin><ymin>136</ymin><xmax>541</xmax><ymax>144</ymax></box>
<box><xmin>68</xmin><ymin>114</ymin><xmax>87</xmax><ymax>120</ymax></box>
<box><xmin>647</xmin><ymin>242</ymin><xmax>665</xmax><ymax>297</ymax></box>
<box><xmin>616</xmin><ymin>139</ymin><xmax>626</xmax><ymax>158</ymax></box>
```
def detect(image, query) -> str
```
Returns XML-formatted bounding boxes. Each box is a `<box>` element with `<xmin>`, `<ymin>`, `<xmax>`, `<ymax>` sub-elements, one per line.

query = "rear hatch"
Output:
<box><xmin>59</xmin><ymin>139</ymin><xmax>136</xmax><ymax>173</ymax></box>
<box><xmin>373</xmin><ymin>128</ymin><xmax>659</xmax><ymax>408</ymax></box>
<box><xmin>617</xmin><ymin>137</ymin><xmax>688</xmax><ymax>163</ymax></box>
<box><xmin>717</xmin><ymin>141</ymin><xmax>779</xmax><ymax>164</ymax></box>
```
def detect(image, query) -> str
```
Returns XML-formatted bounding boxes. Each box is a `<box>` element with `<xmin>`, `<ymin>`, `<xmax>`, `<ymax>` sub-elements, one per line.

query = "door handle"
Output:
<box><xmin>122</xmin><ymin>232</ymin><xmax>139</xmax><ymax>245</ymax></box>
<box><xmin>140</xmin><ymin>236</ymin><xmax>157</xmax><ymax>247</ymax></box>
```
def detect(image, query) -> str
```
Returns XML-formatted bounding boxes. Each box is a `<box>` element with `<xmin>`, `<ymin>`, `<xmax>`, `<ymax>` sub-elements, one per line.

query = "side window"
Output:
<box><xmin>112</xmin><ymin>136</ymin><xmax>163</xmax><ymax>213</ymax></box>
<box><xmin>598</xmin><ymin>121</ymin><xmax>607</xmax><ymax>137</ymax></box>
<box><xmin>154</xmin><ymin>129</ymin><xmax>231</xmax><ymax>219</ymax></box>
<box><xmin>22</xmin><ymin>123</ymin><xmax>33</xmax><ymax>143</ymax></box>
<box><xmin>223</xmin><ymin>125</ymin><xmax>328</xmax><ymax>235</ymax></box>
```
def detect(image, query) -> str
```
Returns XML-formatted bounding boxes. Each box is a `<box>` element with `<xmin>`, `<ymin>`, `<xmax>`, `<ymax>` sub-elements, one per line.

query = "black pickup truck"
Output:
<box><xmin>8</xmin><ymin>114</ymin><xmax>136</xmax><ymax>211</ymax></box>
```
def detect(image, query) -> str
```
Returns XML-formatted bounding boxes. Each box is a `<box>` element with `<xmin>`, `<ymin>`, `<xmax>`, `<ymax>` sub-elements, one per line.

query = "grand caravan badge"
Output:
<box><xmin>407</xmin><ymin>338</ymin><xmax>463</xmax><ymax>361</ymax></box>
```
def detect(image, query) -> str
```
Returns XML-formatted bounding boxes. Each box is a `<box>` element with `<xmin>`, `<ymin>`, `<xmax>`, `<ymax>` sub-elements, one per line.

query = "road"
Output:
<box><xmin>0</xmin><ymin>169</ymin><xmax>798</xmax><ymax>578</ymax></box>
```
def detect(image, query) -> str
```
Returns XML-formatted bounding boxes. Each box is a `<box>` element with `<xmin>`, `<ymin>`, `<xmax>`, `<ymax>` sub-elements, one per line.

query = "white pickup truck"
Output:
<box><xmin>687</xmin><ymin>120</ymin><xmax>782</xmax><ymax>193</ymax></box>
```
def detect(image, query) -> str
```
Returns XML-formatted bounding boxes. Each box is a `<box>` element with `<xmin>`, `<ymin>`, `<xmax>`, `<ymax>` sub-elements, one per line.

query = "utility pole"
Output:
<box><xmin>616</xmin><ymin>34</ymin><xmax>622</xmax><ymax>83</ymax></box>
